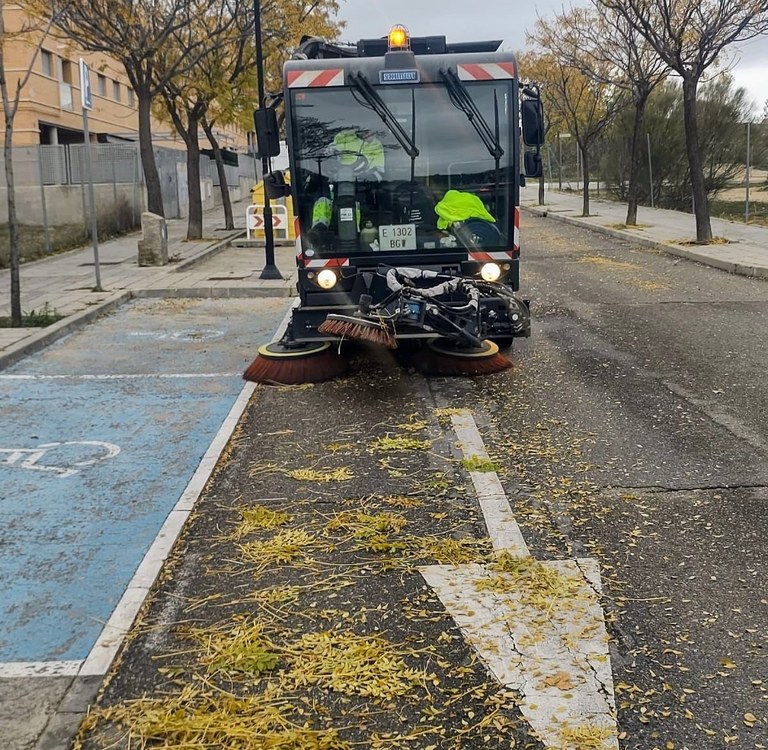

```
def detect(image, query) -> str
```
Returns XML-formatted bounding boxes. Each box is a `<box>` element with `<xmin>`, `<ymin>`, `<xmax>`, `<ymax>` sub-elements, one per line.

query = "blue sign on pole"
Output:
<box><xmin>79</xmin><ymin>58</ymin><xmax>93</xmax><ymax>111</ymax></box>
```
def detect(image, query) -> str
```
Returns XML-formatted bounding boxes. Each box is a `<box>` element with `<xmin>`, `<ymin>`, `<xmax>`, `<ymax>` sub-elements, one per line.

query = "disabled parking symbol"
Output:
<box><xmin>0</xmin><ymin>441</ymin><xmax>121</xmax><ymax>479</ymax></box>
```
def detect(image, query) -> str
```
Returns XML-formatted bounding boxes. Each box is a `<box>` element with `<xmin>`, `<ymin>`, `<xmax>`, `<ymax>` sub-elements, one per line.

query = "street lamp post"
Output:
<box><xmin>254</xmin><ymin>0</ymin><xmax>282</xmax><ymax>280</ymax></box>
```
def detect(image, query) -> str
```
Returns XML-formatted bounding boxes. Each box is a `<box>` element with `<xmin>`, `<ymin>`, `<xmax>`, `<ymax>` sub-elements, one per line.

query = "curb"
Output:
<box><xmin>172</xmin><ymin>230</ymin><xmax>245</xmax><ymax>273</ymax></box>
<box><xmin>523</xmin><ymin>205</ymin><xmax>768</xmax><ymax>280</ymax></box>
<box><xmin>0</xmin><ymin>233</ymin><xmax>297</xmax><ymax>372</ymax></box>
<box><xmin>134</xmin><ymin>286</ymin><xmax>295</xmax><ymax>300</ymax></box>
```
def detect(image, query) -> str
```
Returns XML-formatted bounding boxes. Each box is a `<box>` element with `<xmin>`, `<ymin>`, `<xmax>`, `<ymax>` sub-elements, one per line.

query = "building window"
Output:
<box><xmin>98</xmin><ymin>74</ymin><xmax>106</xmax><ymax>97</ymax></box>
<box><xmin>112</xmin><ymin>80</ymin><xmax>121</xmax><ymax>101</ymax></box>
<box><xmin>127</xmin><ymin>88</ymin><xmax>135</xmax><ymax>107</ymax></box>
<box><xmin>41</xmin><ymin>50</ymin><xmax>54</xmax><ymax>78</ymax></box>
<box><xmin>61</xmin><ymin>59</ymin><xmax>73</xmax><ymax>84</ymax></box>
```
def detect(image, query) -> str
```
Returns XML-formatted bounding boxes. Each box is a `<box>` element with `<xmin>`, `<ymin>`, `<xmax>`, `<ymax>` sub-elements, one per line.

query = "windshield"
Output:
<box><xmin>289</xmin><ymin>81</ymin><xmax>515</xmax><ymax>257</ymax></box>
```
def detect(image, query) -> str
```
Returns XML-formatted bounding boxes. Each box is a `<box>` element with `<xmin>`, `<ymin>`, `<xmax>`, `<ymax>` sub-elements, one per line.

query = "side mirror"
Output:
<box><xmin>253</xmin><ymin>107</ymin><xmax>281</xmax><ymax>158</ymax></box>
<box><xmin>524</xmin><ymin>151</ymin><xmax>542</xmax><ymax>178</ymax></box>
<box><xmin>521</xmin><ymin>99</ymin><xmax>544</xmax><ymax>147</ymax></box>
<box><xmin>264</xmin><ymin>170</ymin><xmax>291</xmax><ymax>199</ymax></box>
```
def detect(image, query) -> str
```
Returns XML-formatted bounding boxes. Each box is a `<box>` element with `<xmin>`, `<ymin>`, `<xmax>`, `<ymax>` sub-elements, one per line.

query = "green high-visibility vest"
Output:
<box><xmin>333</xmin><ymin>129</ymin><xmax>385</xmax><ymax>172</ymax></box>
<box><xmin>312</xmin><ymin>196</ymin><xmax>333</xmax><ymax>227</ymax></box>
<box><xmin>434</xmin><ymin>190</ymin><xmax>496</xmax><ymax>230</ymax></box>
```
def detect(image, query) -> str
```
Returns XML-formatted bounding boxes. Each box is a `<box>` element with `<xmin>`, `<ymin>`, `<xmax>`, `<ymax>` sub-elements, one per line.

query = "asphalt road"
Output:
<box><xmin>476</xmin><ymin>215</ymin><xmax>768</xmax><ymax>748</ymax></box>
<box><xmin>75</xmin><ymin>215</ymin><xmax>767</xmax><ymax>749</ymax></box>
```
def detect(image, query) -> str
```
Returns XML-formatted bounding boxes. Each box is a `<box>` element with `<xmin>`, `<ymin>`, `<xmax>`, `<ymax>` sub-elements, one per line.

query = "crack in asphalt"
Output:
<box><xmin>597</xmin><ymin>483</ymin><xmax>768</xmax><ymax>493</ymax></box>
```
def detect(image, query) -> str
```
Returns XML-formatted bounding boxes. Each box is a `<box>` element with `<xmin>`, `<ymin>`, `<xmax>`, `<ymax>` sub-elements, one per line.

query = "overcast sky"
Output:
<box><xmin>336</xmin><ymin>0</ymin><xmax>768</xmax><ymax>114</ymax></box>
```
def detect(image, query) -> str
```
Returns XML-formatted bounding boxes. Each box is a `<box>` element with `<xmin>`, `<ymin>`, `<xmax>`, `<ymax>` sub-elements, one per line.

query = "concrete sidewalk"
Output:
<box><xmin>521</xmin><ymin>185</ymin><xmax>768</xmax><ymax>279</ymax></box>
<box><xmin>0</xmin><ymin>200</ymin><xmax>297</xmax><ymax>370</ymax></box>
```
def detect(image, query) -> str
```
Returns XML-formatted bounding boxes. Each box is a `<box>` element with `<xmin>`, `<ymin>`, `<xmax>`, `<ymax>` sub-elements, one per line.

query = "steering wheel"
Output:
<box><xmin>453</xmin><ymin>219</ymin><xmax>504</xmax><ymax>248</ymax></box>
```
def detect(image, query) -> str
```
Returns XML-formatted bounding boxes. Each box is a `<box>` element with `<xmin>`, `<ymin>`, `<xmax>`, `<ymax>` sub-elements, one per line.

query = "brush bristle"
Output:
<box><xmin>411</xmin><ymin>343</ymin><xmax>512</xmax><ymax>376</ymax></box>
<box><xmin>318</xmin><ymin>318</ymin><xmax>397</xmax><ymax>349</ymax></box>
<box><xmin>243</xmin><ymin>348</ymin><xmax>347</xmax><ymax>385</ymax></box>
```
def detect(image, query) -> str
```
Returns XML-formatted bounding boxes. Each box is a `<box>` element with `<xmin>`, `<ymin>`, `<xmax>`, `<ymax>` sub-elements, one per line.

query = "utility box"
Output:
<box><xmin>138</xmin><ymin>212</ymin><xmax>168</xmax><ymax>266</ymax></box>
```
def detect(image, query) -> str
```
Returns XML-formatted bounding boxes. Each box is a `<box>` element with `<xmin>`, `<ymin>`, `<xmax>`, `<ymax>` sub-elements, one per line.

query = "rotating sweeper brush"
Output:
<box><xmin>243</xmin><ymin>341</ymin><xmax>347</xmax><ymax>385</ymax></box>
<box><xmin>411</xmin><ymin>338</ymin><xmax>511</xmax><ymax>376</ymax></box>
<box><xmin>318</xmin><ymin>314</ymin><xmax>397</xmax><ymax>349</ymax></box>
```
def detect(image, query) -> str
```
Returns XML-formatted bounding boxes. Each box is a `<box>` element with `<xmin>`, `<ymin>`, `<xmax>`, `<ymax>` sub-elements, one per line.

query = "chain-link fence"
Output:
<box><xmin>1</xmin><ymin>143</ymin><xmax>259</xmax><ymax>266</ymax></box>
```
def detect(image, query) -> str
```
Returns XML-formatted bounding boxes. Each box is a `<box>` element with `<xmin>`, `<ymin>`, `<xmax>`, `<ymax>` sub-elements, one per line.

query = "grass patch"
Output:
<box><xmin>0</xmin><ymin>302</ymin><xmax>64</xmax><ymax>328</ymax></box>
<box><xmin>710</xmin><ymin>198</ymin><xmax>768</xmax><ymax>226</ymax></box>
<box><xmin>325</xmin><ymin>510</ymin><xmax>409</xmax><ymax>554</ymax></box>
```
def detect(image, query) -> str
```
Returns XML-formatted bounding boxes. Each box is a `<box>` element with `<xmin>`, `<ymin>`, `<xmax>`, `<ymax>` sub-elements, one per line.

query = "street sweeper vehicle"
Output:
<box><xmin>245</xmin><ymin>25</ymin><xmax>544</xmax><ymax>384</ymax></box>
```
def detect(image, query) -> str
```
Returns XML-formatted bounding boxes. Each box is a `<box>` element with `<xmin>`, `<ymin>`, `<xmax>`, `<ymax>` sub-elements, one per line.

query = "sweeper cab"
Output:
<box><xmin>246</xmin><ymin>25</ymin><xmax>544</xmax><ymax>384</ymax></box>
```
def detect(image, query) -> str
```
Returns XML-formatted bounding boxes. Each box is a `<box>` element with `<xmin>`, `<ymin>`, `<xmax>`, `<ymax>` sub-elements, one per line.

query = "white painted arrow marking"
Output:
<box><xmin>422</xmin><ymin>560</ymin><xmax>618</xmax><ymax>749</ymax></box>
<box><xmin>422</xmin><ymin>409</ymin><xmax>619</xmax><ymax>749</ymax></box>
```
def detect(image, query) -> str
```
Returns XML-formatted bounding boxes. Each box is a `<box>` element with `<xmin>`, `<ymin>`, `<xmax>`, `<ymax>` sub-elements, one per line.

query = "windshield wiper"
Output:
<box><xmin>439</xmin><ymin>67</ymin><xmax>504</xmax><ymax>160</ymax></box>
<box><xmin>348</xmin><ymin>71</ymin><xmax>419</xmax><ymax>158</ymax></box>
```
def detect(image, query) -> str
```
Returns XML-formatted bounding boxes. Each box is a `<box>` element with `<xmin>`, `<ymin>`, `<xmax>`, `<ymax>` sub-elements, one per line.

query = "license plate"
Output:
<box><xmin>379</xmin><ymin>224</ymin><xmax>417</xmax><ymax>251</ymax></box>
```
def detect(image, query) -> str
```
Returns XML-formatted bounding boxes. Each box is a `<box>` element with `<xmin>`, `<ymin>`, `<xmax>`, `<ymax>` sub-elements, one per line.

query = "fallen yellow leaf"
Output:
<box><xmin>542</xmin><ymin>671</ymin><xmax>576</xmax><ymax>690</ymax></box>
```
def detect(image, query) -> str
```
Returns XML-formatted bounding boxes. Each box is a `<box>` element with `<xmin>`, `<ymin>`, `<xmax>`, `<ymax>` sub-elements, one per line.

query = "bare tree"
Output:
<box><xmin>597</xmin><ymin>0</ymin><xmax>768</xmax><ymax>242</ymax></box>
<box><xmin>0</xmin><ymin>1</ymin><xmax>61</xmax><ymax>326</ymax></box>
<box><xmin>537</xmin><ymin>3</ymin><xmax>668</xmax><ymax>225</ymax></box>
<box><xmin>529</xmin><ymin>12</ymin><xmax>630</xmax><ymax>216</ymax></box>
<box><xmin>53</xmin><ymin>0</ymin><xmax>242</xmax><ymax>218</ymax></box>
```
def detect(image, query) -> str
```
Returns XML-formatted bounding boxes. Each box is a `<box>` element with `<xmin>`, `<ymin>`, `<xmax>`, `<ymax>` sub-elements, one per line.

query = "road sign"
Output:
<box><xmin>249</xmin><ymin>212</ymin><xmax>282</xmax><ymax>230</ymax></box>
<box><xmin>79</xmin><ymin>58</ymin><xmax>93</xmax><ymax>111</ymax></box>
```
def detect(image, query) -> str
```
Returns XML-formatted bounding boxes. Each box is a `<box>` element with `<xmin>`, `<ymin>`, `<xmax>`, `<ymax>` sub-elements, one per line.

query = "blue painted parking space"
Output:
<box><xmin>0</xmin><ymin>298</ymin><xmax>287</xmax><ymax>664</ymax></box>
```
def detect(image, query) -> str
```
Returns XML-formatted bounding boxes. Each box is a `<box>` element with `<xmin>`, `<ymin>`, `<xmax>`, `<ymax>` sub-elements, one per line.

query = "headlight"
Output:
<box><xmin>316</xmin><ymin>269</ymin><xmax>338</xmax><ymax>289</ymax></box>
<box><xmin>480</xmin><ymin>262</ymin><xmax>502</xmax><ymax>282</ymax></box>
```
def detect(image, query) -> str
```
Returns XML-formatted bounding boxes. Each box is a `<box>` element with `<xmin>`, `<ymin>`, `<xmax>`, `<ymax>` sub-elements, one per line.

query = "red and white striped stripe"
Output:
<box><xmin>303</xmin><ymin>257</ymin><xmax>350</xmax><ymax>269</ymax></box>
<box><xmin>469</xmin><ymin>250</ymin><xmax>517</xmax><ymax>262</ymax></box>
<box><xmin>457</xmin><ymin>62</ymin><xmax>516</xmax><ymax>81</ymax></box>
<box><xmin>513</xmin><ymin>206</ymin><xmax>520</xmax><ymax>251</ymax></box>
<box><xmin>287</xmin><ymin>69</ymin><xmax>344</xmax><ymax>88</ymax></box>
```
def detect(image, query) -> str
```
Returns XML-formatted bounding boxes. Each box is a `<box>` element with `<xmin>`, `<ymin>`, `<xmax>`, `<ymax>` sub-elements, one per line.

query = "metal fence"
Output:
<box><xmin>0</xmin><ymin>142</ymin><xmax>258</xmax><ymax>264</ymax></box>
<box><xmin>0</xmin><ymin>142</ymin><xmax>259</xmax><ymax>196</ymax></box>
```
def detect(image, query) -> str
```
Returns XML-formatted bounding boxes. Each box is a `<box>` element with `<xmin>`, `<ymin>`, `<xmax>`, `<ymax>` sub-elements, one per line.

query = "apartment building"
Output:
<box><xmin>1</xmin><ymin>6</ymin><xmax>249</xmax><ymax>150</ymax></box>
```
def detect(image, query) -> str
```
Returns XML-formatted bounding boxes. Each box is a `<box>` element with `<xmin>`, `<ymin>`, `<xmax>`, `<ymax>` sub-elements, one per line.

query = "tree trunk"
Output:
<box><xmin>682</xmin><ymin>78</ymin><xmax>712</xmax><ymax>242</ymax></box>
<box><xmin>4</xmin><ymin>117</ymin><xmax>21</xmax><ymax>326</ymax></box>
<box><xmin>581</xmin><ymin>142</ymin><xmax>591</xmax><ymax>216</ymax></box>
<box><xmin>138</xmin><ymin>92</ymin><xmax>164</xmax><ymax>217</ymax></box>
<box><xmin>538</xmin><ymin>167</ymin><xmax>545</xmax><ymax>205</ymax></box>
<box><xmin>186</xmin><ymin>128</ymin><xmax>203</xmax><ymax>240</ymax></box>
<box><xmin>626</xmin><ymin>98</ymin><xmax>646</xmax><ymax>226</ymax></box>
<box><xmin>202</xmin><ymin>119</ymin><xmax>234</xmax><ymax>230</ymax></box>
